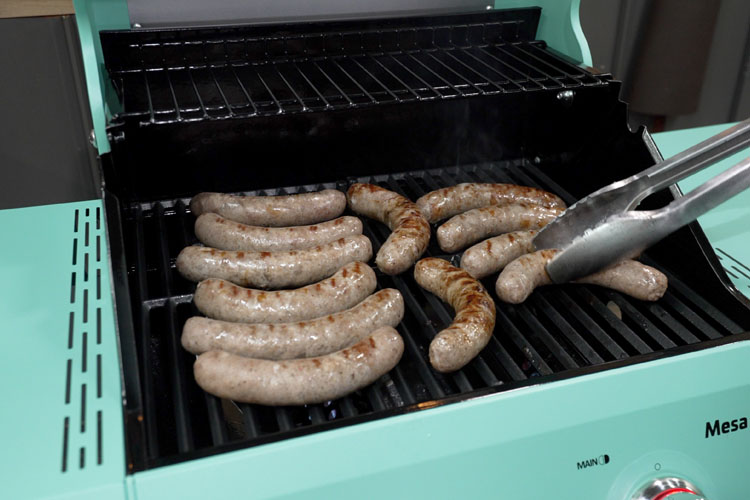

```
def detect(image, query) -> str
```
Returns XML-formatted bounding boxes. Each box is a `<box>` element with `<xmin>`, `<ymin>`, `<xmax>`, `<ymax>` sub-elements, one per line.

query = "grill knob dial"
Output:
<box><xmin>631</xmin><ymin>477</ymin><xmax>706</xmax><ymax>500</ymax></box>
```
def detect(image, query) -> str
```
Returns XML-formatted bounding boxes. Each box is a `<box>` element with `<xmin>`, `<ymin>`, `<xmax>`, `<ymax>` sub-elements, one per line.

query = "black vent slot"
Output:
<box><xmin>62</xmin><ymin>207</ymin><xmax>107</xmax><ymax>473</ymax></box>
<box><xmin>101</xmin><ymin>9</ymin><xmax>607</xmax><ymax>125</ymax></box>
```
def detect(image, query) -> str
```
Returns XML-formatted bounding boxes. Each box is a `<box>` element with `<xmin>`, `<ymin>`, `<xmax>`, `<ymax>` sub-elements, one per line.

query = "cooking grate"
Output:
<box><xmin>120</xmin><ymin>160</ymin><xmax>747</xmax><ymax>470</ymax></box>
<box><xmin>101</xmin><ymin>10</ymin><xmax>607</xmax><ymax>125</ymax></box>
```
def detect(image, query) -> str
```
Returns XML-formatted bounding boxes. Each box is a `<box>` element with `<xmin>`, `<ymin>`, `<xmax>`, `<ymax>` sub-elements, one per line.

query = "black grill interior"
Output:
<box><xmin>120</xmin><ymin>160</ymin><xmax>748</xmax><ymax>470</ymax></box>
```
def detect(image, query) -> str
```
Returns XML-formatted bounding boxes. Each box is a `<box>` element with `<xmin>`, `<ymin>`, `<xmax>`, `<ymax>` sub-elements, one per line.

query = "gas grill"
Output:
<box><xmin>4</xmin><ymin>1</ymin><xmax>750</xmax><ymax>499</ymax></box>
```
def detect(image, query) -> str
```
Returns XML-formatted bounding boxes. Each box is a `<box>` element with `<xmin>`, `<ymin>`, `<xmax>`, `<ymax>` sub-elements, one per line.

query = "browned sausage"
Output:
<box><xmin>415</xmin><ymin>182</ymin><xmax>566</xmax><ymax>223</ymax></box>
<box><xmin>495</xmin><ymin>249</ymin><xmax>668</xmax><ymax>304</ymax></box>
<box><xmin>190</xmin><ymin>189</ymin><xmax>346</xmax><ymax>226</ymax></box>
<box><xmin>437</xmin><ymin>204</ymin><xmax>563</xmax><ymax>253</ymax></box>
<box><xmin>460</xmin><ymin>230</ymin><xmax>537</xmax><ymax>279</ymax></box>
<box><xmin>195</xmin><ymin>213</ymin><xmax>363</xmax><ymax>252</ymax></box>
<box><xmin>414</xmin><ymin>258</ymin><xmax>496</xmax><ymax>373</ymax></box>
<box><xmin>182</xmin><ymin>289</ymin><xmax>404</xmax><ymax>359</ymax></box>
<box><xmin>176</xmin><ymin>235</ymin><xmax>372</xmax><ymax>288</ymax></box>
<box><xmin>193</xmin><ymin>261</ymin><xmax>377</xmax><ymax>323</ymax></box>
<box><xmin>193</xmin><ymin>326</ymin><xmax>404</xmax><ymax>405</ymax></box>
<box><xmin>347</xmin><ymin>183</ymin><xmax>430</xmax><ymax>275</ymax></box>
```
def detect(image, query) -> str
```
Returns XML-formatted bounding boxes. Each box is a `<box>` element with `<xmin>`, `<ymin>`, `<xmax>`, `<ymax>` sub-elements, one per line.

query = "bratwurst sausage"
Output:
<box><xmin>193</xmin><ymin>326</ymin><xmax>404</xmax><ymax>405</ymax></box>
<box><xmin>495</xmin><ymin>249</ymin><xmax>668</xmax><ymax>304</ymax></box>
<box><xmin>182</xmin><ymin>289</ymin><xmax>404</xmax><ymax>359</ymax></box>
<box><xmin>195</xmin><ymin>213</ymin><xmax>363</xmax><ymax>252</ymax></box>
<box><xmin>190</xmin><ymin>189</ymin><xmax>346</xmax><ymax>227</ymax></box>
<box><xmin>437</xmin><ymin>203</ymin><xmax>563</xmax><ymax>253</ymax></box>
<box><xmin>193</xmin><ymin>261</ymin><xmax>377</xmax><ymax>323</ymax></box>
<box><xmin>415</xmin><ymin>182</ymin><xmax>566</xmax><ymax>223</ymax></box>
<box><xmin>347</xmin><ymin>183</ymin><xmax>430</xmax><ymax>275</ymax></box>
<box><xmin>460</xmin><ymin>230</ymin><xmax>537</xmax><ymax>279</ymax></box>
<box><xmin>414</xmin><ymin>258</ymin><xmax>496</xmax><ymax>373</ymax></box>
<box><xmin>176</xmin><ymin>235</ymin><xmax>372</xmax><ymax>288</ymax></box>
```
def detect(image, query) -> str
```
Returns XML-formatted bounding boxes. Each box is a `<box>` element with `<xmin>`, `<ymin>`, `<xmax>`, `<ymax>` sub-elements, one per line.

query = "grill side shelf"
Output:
<box><xmin>0</xmin><ymin>200</ymin><xmax>126</xmax><ymax>498</ymax></box>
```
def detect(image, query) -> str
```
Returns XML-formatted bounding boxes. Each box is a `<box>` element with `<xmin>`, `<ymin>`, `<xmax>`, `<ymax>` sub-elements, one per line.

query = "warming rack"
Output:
<box><xmin>102</xmin><ymin>12</ymin><xmax>608</xmax><ymax>125</ymax></box>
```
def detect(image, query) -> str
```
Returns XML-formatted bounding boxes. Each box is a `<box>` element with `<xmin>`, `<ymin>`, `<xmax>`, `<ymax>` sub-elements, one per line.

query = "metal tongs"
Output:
<box><xmin>533</xmin><ymin>118</ymin><xmax>750</xmax><ymax>283</ymax></box>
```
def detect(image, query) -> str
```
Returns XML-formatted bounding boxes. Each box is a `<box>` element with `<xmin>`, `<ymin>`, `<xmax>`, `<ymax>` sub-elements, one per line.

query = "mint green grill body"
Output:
<box><xmin>1</xmin><ymin>2</ymin><xmax>748</xmax><ymax>499</ymax></box>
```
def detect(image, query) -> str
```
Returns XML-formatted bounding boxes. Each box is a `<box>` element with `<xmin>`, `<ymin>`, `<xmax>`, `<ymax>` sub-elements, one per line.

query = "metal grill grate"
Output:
<box><xmin>105</xmin><ymin>16</ymin><xmax>607</xmax><ymax>125</ymax></box>
<box><xmin>121</xmin><ymin>161</ymin><xmax>746</xmax><ymax>469</ymax></box>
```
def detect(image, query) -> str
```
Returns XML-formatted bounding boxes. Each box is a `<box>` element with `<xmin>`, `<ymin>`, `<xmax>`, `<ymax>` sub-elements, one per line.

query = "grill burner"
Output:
<box><xmin>120</xmin><ymin>160</ymin><xmax>747</xmax><ymax>470</ymax></box>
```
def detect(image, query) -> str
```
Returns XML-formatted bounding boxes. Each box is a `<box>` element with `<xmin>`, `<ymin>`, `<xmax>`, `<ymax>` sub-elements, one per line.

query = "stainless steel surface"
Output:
<box><xmin>556</xmin><ymin>90</ymin><xmax>575</xmax><ymax>103</ymax></box>
<box><xmin>631</xmin><ymin>477</ymin><xmax>705</xmax><ymax>499</ymax></box>
<box><xmin>534</xmin><ymin>117</ymin><xmax>750</xmax><ymax>283</ymax></box>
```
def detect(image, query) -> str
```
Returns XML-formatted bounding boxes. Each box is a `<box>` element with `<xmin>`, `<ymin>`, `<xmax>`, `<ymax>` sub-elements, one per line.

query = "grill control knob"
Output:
<box><xmin>631</xmin><ymin>477</ymin><xmax>706</xmax><ymax>500</ymax></box>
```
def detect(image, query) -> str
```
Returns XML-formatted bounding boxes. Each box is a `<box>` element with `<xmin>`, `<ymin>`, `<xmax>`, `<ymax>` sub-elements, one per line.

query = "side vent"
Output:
<box><xmin>62</xmin><ymin>207</ymin><xmax>106</xmax><ymax>472</ymax></box>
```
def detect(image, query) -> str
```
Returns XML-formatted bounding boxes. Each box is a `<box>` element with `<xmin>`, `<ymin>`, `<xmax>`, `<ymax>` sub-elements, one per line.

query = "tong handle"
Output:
<box><xmin>627</xmin><ymin>117</ymin><xmax>750</xmax><ymax>208</ymax></box>
<box><xmin>533</xmin><ymin>118</ymin><xmax>750</xmax><ymax>252</ymax></box>
<box><xmin>546</xmin><ymin>154</ymin><xmax>750</xmax><ymax>283</ymax></box>
<box><xmin>667</xmin><ymin>154</ymin><xmax>750</xmax><ymax>228</ymax></box>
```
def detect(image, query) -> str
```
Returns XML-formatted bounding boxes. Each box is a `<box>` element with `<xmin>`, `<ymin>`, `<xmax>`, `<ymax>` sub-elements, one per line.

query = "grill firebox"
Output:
<box><xmin>116</xmin><ymin>161</ymin><xmax>749</xmax><ymax>470</ymax></box>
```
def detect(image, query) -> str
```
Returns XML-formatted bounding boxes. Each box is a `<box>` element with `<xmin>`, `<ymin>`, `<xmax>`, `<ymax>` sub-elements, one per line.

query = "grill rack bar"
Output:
<box><xmin>130</xmin><ymin>210</ymin><xmax>159</xmax><ymax>457</ymax></box>
<box><xmin>122</xmin><ymin>160</ymin><xmax>747</xmax><ymax>468</ymax></box>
